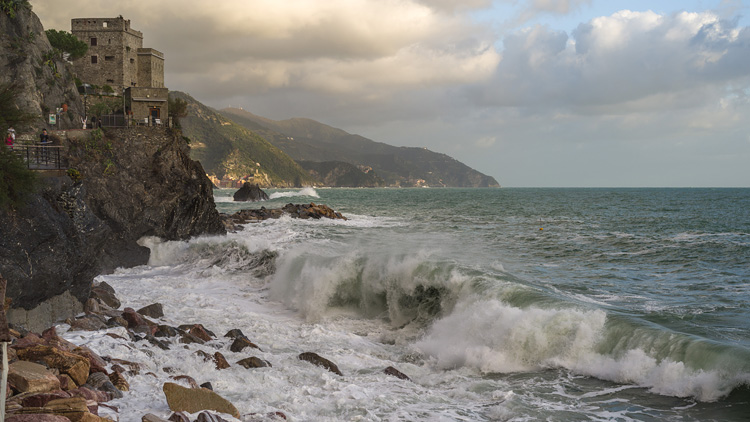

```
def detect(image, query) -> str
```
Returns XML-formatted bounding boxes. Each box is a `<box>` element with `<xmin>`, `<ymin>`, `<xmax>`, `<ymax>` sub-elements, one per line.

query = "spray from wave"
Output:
<box><xmin>269</xmin><ymin>187</ymin><xmax>320</xmax><ymax>200</ymax></box>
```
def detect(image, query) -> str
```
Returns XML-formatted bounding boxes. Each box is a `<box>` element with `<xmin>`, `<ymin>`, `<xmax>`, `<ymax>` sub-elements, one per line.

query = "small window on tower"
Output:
<box><xmin>103</xmin><ymin>21</ymin><xmax>108</xmax><ymax>28</ymax></box>
<box><xmin>91</xmin><ymin>37</ymin><xmax>97</xmax><ymax>46</ymax></box>
<box><xmin>91</xmin><ymin>56</ymin><xmax>98</xmax><ymax>64</ymax></box>
<box><xmin>106</xmin><ymin>79</ymin><xmax>114</xmax><ymax>83</ymax></box>
<box><xmin>130</xmin><ymin>58</ymin><xmax>135</xmax><ymax>64</ymax></box>
<box><xmin>105</xmin><ymin>56</ymin><xmax>115</xmax><ymax>61</ymax></box>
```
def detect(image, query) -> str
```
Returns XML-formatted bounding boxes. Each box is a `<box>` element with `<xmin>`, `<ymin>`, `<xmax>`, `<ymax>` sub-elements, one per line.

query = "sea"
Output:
<box><xmin>60</xmin><ymin>187</ymin><xmax>750</xmax><ymax>421</ymax></box>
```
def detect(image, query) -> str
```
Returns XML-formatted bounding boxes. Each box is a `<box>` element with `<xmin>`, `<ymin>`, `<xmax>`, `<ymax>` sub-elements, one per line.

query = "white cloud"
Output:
<box><xmin>476</xmin><ymin>136</ymin><xmax>497</xmax><ymax>148</ymax></box>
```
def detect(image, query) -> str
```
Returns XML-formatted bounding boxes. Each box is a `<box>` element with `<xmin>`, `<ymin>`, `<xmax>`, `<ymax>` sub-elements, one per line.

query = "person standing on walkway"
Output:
<box><xmin>39</xmin><ymin>129</ymin><xmax>51</xmax><ymax>162</ymax></box>
<box><xmin>5</xmin><ymin>129</ymin><xmax>13</xmax><ymax>149</ymax></box>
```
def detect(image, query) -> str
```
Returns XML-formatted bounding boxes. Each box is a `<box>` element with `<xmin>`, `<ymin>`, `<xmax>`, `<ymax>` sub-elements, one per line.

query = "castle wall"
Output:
<box><xmin>137</xmin><ymin>48</ymin><xmax>165</xmax><ymax>88</ymax></box>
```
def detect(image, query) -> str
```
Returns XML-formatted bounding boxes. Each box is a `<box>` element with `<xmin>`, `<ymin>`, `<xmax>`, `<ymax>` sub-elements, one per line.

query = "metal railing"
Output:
<box><xmin>12</xmin><ymin>145</ymin><xmax>65</xmax><ymax>170</ymax></box>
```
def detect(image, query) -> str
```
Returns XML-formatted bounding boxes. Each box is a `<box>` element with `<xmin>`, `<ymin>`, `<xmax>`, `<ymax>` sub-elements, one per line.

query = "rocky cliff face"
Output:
<box><xmin>0</xmin><ymin>3</ymin><xmax>83</xmax><ymax>131</ymax></box>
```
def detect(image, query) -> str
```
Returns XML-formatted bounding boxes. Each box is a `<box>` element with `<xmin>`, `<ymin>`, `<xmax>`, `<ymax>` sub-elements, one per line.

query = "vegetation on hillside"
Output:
<box><xmin>0</xmin><ymin>0</ymin><xmax>31</xmax><ymax>18</ymax></box>
<box><xmin>171</xmin><ymin>92</ymin><xmax>315</xmax><ymax>187</ymax></box>
<box><xmin>222</xmin><ymin>108</ymin><xmax>500</xmax><ymax>188</ymax></box>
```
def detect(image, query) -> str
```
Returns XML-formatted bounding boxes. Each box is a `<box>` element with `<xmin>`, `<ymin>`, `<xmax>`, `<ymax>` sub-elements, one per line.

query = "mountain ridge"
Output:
<box><xmin>221</xmin><ymin>107</ymin><xmax>500</xmax><ymax>188</ymax></box>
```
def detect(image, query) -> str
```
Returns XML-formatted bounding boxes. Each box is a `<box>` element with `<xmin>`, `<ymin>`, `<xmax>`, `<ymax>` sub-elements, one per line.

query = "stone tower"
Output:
<box><xmin>72</xmin><ymin>17</ymin><xmax>168</xmax><ymax>123</ymax></box>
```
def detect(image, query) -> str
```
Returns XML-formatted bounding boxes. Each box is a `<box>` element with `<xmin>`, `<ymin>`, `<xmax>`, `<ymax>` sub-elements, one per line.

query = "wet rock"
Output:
<box><xmin>179</xmin><ymin>324</ymin><xmax>215</xmax><ymax>341</ymax></box>
<box><xmin>213</xmin><ymin>352</ymin><xmax>230</xmax><ymax>370</ymax></box>
<box><xmin>68</xmin><ymin>315</ymin><xmax>108</xmax><ymax>332</ymax></box>
<box><xmin>109</xmin><ymin>370</ymin><xmax>130</xmax><ymax>392</ymax></box>
<box><xmin>384</xmin><ymin>366</ymin><xmax>411</xmax><ymax>381</ymax></box>
<box><xmin>137</xmin><ymin>303</ymin><xmax>164</xmax><ymax>319</ymax></box>
<box><xmin>171</xmin><ymin>374</ymin><xmax>200</xmax><ymax>389</ymax></box>
<box><xmin>229</xmin><ymin>336</ymin><xmax>261</xmax><ymax>353</ymax></box>
<box><xmin>83</xmin><ymin>371</ymin><xmax>123</xmax><ymax>399</ymax></box>
<box><xmin>168</xmin><ymin>411</ymin><xmax>191</xmax><ymax>422</ymax></box>
<box><xmin>144</xmin><ymin>334</ymin><xmax>171</xmax><ymax>350</ymax></box>
<box><xmin>90</xmin><ymin>287</ymin><xmax>121</xmax><ymax>309</ymax></box>
<box><xmin>143</xmin><ymin>414</ymin><xmax>170</xmax><ymax>422</ymax></box>
<box><xmin>200</xmin><ymin>382</ymin><xmax>213</xmax><ymax>391</ymax></box>
<box><xmin>73</xmin><ymin>346</ymin><xmax>108</xmax><ymax>374</ymax></box>
<box><xmin>236</xmin><ymin>357</ymin><xmax>271</xmax><ymax>369</ymax></box>
<box><xmin>15</xmin><ymin>345</ymin><xmax>91</xmax><ymax>386</ymax></box>
<box><xmin>106</xmin><ymin>316</ymin><xmax>129</xmax><ymax>328</ymax></box>
<box><xmin>58</xmin><ymin>373</ymin><xmax>76</xmax><ymax>391</ymax></box>
<box><xmin>68</xmin><ymin>386</ymin><xmax>111</xmax><ymax>403</ymax></box>
<box><xmin>122</xmin><ymin>308</ymin><xmax>155</xmax><ymax>334</ymax></box>
<box><xmin>179</xmin><ymin>331</ymin><xmax>205</xmax><ymax>345</ymax></box>
<box><xmin>162</xmin><ymin>382</ymin><xmax>240</xmax><ymax>419</ymax></box>
<box><xmin>233</xmin><ymin>183</ymin><xmax>269</xmax><ymax>202</ymax></box>
<box><xmin>298</xmin><ymin>352</ymin><xmax>342</xmax><ymax>376</ymax></box>
<box><xmin>196</xmin><ymin>411</ymin><xmax>230</xmax><ymax>422</ymax></box>
<box><xmin>8</xmin><ymin>361</ymin><xmax>61</xmax><ymax>393</ymax></box>
<box><xmin>223</xmin><ymin>329</ymin><xmax>245</xmax><ymax>339</ymax></box>
<box><xmin>154</xmin><ymin>324</ymin><xmax>180</xmax><ymax>337</ymax></box>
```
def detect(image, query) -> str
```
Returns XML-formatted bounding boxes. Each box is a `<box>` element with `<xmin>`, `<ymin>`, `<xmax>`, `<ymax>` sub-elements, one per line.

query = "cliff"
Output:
<box><xmin>0</xmin><ymin>5</ymin><xmax>226</xmax><ymax>332</ymax></box>
<box><xmin>0</xmin><ymin>2</ymin><xmax>83</xmax><ymax>131</ymax></box>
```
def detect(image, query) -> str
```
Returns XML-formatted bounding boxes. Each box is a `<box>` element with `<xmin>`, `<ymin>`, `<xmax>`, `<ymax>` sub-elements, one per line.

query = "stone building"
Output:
<box><xmin>71</xmin><ymin>17</ymin><xmax>167</xmax><ymax>123</ymax></box>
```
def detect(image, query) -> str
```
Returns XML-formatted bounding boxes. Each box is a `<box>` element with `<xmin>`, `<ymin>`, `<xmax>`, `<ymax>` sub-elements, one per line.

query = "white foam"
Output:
<box><xmin>268</xmin><ymin>187</ymin><xmax>320</xmax><ymax>199</ymax></box>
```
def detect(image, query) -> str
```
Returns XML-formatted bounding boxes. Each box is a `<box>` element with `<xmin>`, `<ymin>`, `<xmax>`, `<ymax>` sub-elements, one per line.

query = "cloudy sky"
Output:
<box><xmin>34</xmin><ymin>0</ymin><xmax>750</xmax><ymax>187</ymax></box>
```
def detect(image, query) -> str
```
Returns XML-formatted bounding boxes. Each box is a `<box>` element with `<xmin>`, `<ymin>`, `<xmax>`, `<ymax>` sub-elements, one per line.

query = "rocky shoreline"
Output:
<box><xmin>2</xmin><ymin>273</ymin><xmax>410</xmax><ymax>421</ymax></box>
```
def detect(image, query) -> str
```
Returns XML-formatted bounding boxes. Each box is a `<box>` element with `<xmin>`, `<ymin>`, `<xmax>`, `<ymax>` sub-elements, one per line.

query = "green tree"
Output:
<box><xmin>45</xmin><ymin>29</ymin><xmax>88</xmax><ymax>61</ymax></box>
<box><xmin>0</xmin><ymin>0</ymin><xmax>31</xmax><ymax>18</ymax></box>
<box><xmin>168</xmin><ymin>97</ymin><xmax>188</xmax><ymax>128</ymax></box>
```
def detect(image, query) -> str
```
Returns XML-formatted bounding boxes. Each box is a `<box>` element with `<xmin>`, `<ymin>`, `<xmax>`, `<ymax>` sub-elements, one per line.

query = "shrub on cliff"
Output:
<box><xmin>0</xmin><ymin>146</ymin><xmax>38</xmax><ymax>210</ymax></box>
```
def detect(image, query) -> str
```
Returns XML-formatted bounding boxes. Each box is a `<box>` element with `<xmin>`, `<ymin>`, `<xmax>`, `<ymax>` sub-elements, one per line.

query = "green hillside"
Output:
<box><xmin>172</xmin><ymin>92</ymin><xmax>315</xmax><ymax>187</ymax></box>
<box><xmin>221</xmin><ymin>107</ymin><xmax>500</xmax><ymax>188</ymax></box>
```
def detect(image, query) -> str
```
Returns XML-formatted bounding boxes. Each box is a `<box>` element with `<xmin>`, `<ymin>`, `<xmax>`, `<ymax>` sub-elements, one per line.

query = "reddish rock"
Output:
<box><xmin>90</xmin><ymin>286</ymin><xmax>121</xmax><ymax>309</ymax></box>
<box><xmin>73</xmin><ymin>346</ymin><xmax>109</xmax><ymax>374</ymax></box>
<box><xmin>15</xmin><ymin>345</ymin><xmax>91</xmax><ymax>386</ymax></box>
<box><xmin>196</xmin><ymin>411</ymin><xmax>230</xmax><ymax>422</ymax></box>
<box><xmin>179</xmin><ymin>324</ymin><xmax>214</xmax><ymax>342</ymax></box>
<box><xmin>11</xmin><ymin>332</ymin><xmax>44</xmax><ymax>349</ymax></box>
<box><xmin>58</xmin><ymin>374</ymin><xmax>76</xmax><ymax>391</ymax></box>
<box><xmin>168</xmin><ymin>412</ymin><xmax>191</xmax><ymax>422</ymax></box>
<box><xmin>122</xmin><ymin>307</ymin><xmax>155</xmax><ymax>334</ymax></box>
<box><xmin>298</xmin><ymin>352</ymin><xmax>342</xmax><ymax>376</ymax></box>
<box><xmin>8</xmin><ymin>360</ymin><xmax>61</xmax><ymax>393</ymax></box>
<box><xmin>21</xmin><ymin>391</ymin><xmax>72</xmax><ymax>407</ymax></box>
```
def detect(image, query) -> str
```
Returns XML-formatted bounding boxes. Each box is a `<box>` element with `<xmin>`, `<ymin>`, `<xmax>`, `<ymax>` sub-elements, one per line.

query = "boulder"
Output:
<box><xmin>229</xmin><ymin>336</ymin><xmax>261</xmax><ymax>353</ymax></box>
<box><xmin>236</xmin><ymin>357</ymin><xmax>271</xmax><ymax>369</ymax></box>
<box><xmin>73</xmin><ymin>346</ymin><xmax>108</xmax><ymax>374</ymax></box>
<box><xmin>20</xmin><ymin>391</ymin><xmax>72</xmax><ymax>407</ymax></box>
<box><xmin>6</xmin><ymin>416</ymin><xmax>70</xmax><ymax>422</ymax></box>
<box><xmin>8</xmin><ymin>361</ymin><xmax>61</xmax><ymax>393</ymax></box>
<box><xmin>223</xmin><ymin>329</ymin><xmax>245</xmax><ymax>339</ymax></box>
<box><xmin>162</xmin><ymin>382</ymin><xmax>240</xmax><ymax>419</ymax></box>
<box><xmin>168</xmin><ymin>412</ymin><xmax>191</xmax><ymax>422</ymax></box>
<box><xmin>200</xmin><ymin>382</ymin><xmax>213</xmax><ymax>391</ymax></box>
<box><xmin>196</xmin><ymin>411</ymin><xmax>230</xmax><ymax>422</ymax></box>
<box><xmin>137</xmin><ymin>303</ymin><xmax>164</xmax><ymax>319</ymax></box>
<box><xmin>15</xmin><ymin>345</ymin><xmax>91</xmax><ymax>385</ymax></box>
<box><xmin>68</xmin><ymin>315</ymin><xmax>108</xmax><ymax>332</ymax></box>
<box><xmin>179</xmin><ymin>324</ymin><xmax>215</xmax><ymax>341</ymax></box>
<box><xmin>233</xmin><ymin>183</ymin><xmax>269</xmax><ymax>202</ymax></box>
<box><xmin>213</xmin><ymin>352</ymin><xmax>230</xmax><ymax>370</ymax></box>
<box><xmin>384</xmin><ymin>366</ymin><xmax>411</xmax><ymax>381</ymax></box>
<box><xmin>142</xmin><ymin>415</ymin><xmax>170</xmax><ymax>422</ymax></box>
<box><xmin>90</xmin><ymin>287</ymin><xmax>121</xmax><ymax>309</ymax></box>
<box><xmin>83</xmin><ymin>372</ymin><xmax>123</xmax><ymax>399</ymax></box>
<box><xmin>298</xmin><ymin>352</ymin><xmax>342</xmax><ymax>376</ymax></box>
<box><xmin>109</xmin><ymin>370</ymin><xmax>130</xmax><ymax>392</ymax></box>
<box><xmin>171</xmin><ymin>375</ymin><xmax>200</xmax><ymax>389</ymax></box>
<box><xmin>154</xmin><ymin>324</ymin><xmax>180</xmax><ymax>337</ymax></box>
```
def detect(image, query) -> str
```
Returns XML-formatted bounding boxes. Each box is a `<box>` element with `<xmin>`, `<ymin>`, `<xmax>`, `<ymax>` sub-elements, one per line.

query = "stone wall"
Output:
<box><xmin>126</xmin><ymin>87</ymin><xmax>169</xmax><ymax>122</ymax></box>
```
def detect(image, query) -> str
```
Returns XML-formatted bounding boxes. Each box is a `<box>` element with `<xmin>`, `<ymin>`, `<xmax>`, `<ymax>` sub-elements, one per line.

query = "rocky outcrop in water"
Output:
<box><xmin>232</xmin><ymin>182</ymin><xmax>269</xmax><ymax>202</ymax></box>
<box><xmin>224</xmin><ymin>203</ymin><xmax>346</xmax><ymax>228</ymax></box>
